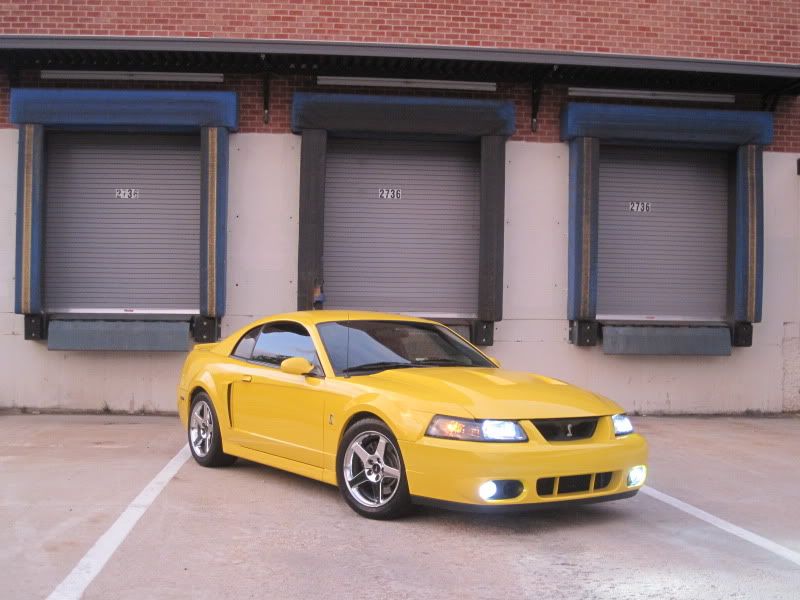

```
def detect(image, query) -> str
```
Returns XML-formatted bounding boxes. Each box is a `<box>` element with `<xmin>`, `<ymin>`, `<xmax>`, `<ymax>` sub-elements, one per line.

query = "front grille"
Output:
<box><xmin>536</xmin><ymin>471</ymin><xmax>617</xmax><ymax>497</ymax></box>
<box><xmin>536</xmin><ymin>477</ymin><xmax>555</xmax><ymax>496</ymax></box>
<box><xmin>558</xmin><ymin>474</ymin><xmax>591</xmax><ymax>494</ymax></box>
<box><xmin>594</xmin><ymin>471</ymin><xmax>613</xmax><ymax>490</ymax></box>
<box><xmin>531</xmin><ymin>417</ymin><xmax>598</xmax><ymax>441</ymax></box>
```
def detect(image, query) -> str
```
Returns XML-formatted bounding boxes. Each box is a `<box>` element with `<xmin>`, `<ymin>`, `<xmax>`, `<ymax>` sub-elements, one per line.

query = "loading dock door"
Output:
<box><xmin>44</xmin><ymin>133</ymin><xmax>201</xmax><ymax>313</ymax></box>
<box><xmin>323</xmin><ymin>139</ymin><xmax>481</xmax><ymax>317</ymax></box>
<box><xmin>596</xmin><ymin>146</ymin><xmax>729</xmax><ymax>321</ymax></box>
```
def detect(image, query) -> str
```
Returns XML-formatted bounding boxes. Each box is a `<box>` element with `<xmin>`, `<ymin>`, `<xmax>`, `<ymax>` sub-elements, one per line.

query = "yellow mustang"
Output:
<box><xmin>177</xmin><ymin>311</ymin><xmax>647</xmax><ymax>519</ymax></box>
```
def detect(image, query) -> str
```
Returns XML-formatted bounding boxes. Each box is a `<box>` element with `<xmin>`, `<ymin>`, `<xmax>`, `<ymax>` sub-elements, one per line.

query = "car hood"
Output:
<box><xmin>359</xmin><ymin>367</ymin><xmax>621</xmax><ymax>419</ymax></box>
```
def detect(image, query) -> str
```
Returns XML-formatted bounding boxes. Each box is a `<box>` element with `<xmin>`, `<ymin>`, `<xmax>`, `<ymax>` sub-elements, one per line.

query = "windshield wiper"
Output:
<box><xmin>342</xmin><ymin>361</ymin><xmax>416</xmax><ymax>375</ymax></box>
<box><xmin>412</xmin><ymin>358</ymin><xmax>469</xmax><ymax>366</ymax></box>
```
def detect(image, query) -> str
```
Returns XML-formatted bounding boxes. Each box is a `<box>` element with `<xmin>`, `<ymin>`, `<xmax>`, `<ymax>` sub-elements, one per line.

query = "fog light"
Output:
<box><xmin>478</xmin><ymin>480</ymin><xmax>498</xmax><ymax>501</ymax></box>
<box><xmin>627</xmin><ymin>465</ymin><xmax>647</xmax><ymax>487</ymax></box>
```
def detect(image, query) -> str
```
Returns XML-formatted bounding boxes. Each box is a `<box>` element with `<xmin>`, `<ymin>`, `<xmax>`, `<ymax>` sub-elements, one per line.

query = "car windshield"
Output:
<box><xmin>316</xmin><ymin>320</ymin><xmax>496</xmax><ymax>375</ymax></box>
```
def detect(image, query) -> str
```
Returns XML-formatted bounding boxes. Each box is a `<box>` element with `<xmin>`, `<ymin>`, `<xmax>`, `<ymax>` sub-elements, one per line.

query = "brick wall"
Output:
<box><xmin>1</xmin><ymin>2</ymin><xmax>797</xmax><ymax>148</ymax></box>
<box><xmin>771</xmin><ymin>96</ymin><xmax>800</xmax><ymax>153</ymax></box>
<box><xmin>1</xmin><ymin>1</ymin><xmax>798</xmax><ymax>64</ymax></box>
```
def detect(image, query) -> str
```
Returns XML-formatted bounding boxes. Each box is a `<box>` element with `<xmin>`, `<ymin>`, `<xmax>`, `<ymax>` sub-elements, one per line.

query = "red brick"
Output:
<box><xmin>0</xmin><ymin>1</ymin><xmax>797</xmax><ymax>150</ymax></box>
<box><xmin>0</xmin><ymin>0</ymin><xmax>796</xmax><ymax>65</ymax></box>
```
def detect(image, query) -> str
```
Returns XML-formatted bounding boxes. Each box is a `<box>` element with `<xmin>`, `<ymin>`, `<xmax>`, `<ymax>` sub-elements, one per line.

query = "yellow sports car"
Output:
<box><xmin>177</xmin><ymin>311</ymin><xmax>648</xmax><ymax>519</ymax></box>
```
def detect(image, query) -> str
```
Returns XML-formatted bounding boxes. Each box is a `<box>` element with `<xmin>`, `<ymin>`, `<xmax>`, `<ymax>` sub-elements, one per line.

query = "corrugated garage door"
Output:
<box><xmin>324</xmin><ymin>139</ymin><xmax>480</xmax><ymax>317</ymax></box>
<box><xmin>44</xmin><ymin>133</ymin><xmax>201</xmax><ymax>312</ymax></box>
<box><xmin>597</xmin><ymin>146</ymin><xmax>729</xmax><ymax>321</ymax></box>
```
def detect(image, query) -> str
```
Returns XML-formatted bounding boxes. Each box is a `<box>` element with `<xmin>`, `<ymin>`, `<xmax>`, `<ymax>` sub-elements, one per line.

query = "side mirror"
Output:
<box><xmin>280</xmin><ymin>357</ymin><xmax>315</xmax><ymax>376</ymax></box>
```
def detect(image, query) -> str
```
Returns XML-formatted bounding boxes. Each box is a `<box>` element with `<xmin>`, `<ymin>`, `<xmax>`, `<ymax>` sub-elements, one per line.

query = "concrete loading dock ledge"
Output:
<box><xmin>0</xmin><ymin>3</ymin><xmax>798</xmax><ymax>415</ymax></box>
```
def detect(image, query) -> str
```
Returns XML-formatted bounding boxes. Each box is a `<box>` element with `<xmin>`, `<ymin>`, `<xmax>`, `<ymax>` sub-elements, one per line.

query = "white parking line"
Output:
<box><xmin>642</xmin><ymin>485</ymin><xmax>800</xmax><ymax>568</ymax></box>
<box><xmin>47</xmin><ymin>445</ymin><xmax>191</xmax><ymax>600</ymax></box>
<box><xmin>43</xmin><ymin>455</ymin><xmax>799</xmax><ymax>599</ymax></box>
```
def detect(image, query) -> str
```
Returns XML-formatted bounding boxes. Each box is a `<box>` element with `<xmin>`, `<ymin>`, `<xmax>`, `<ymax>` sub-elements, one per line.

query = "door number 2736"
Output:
<box><xmin>378</xmin><ymin>188</ymin><xmax>402</xmax><ymax>199</ymax></box>
<box><xmin>629</xmin><ymin>201</ymin><xmax>651</xmax><ymax>213</ymax></box>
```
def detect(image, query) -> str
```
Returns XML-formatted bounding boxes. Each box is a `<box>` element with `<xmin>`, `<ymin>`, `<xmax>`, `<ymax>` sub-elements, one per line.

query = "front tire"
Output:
<box><xmin>188</xmin><ymin>392</ymin><xmax>237</xmax><ymax>468</ymax></box>
<box><xmin>337</xmin><ymin>418</ymin><xmax>412</xmax><ymax>520</ymax></box>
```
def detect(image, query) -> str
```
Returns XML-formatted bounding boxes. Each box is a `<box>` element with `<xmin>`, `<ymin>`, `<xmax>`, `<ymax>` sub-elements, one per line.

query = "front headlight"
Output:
<box><xmin>426</xmin><ymin>416</ymin><xmax>528</xmax><ymax>442</ymax></box>
<box><xmin>612</xmin><ymin>413</ymin><xmax>634</xmax><ymax>436</ymax></box>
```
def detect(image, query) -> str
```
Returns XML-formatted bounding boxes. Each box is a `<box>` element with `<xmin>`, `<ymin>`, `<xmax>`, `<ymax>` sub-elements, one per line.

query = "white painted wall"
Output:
<box><xmin>495</xmin><ymin>142</ymin><xmax>800</xmax><ymax>414</ymax></box>
<box><xmin>774</xmin><ymin>153</ymin><xmax>800</xmax><ymax>411</ymax></box>
<box><xmin>223</xmin><ymin>134</ymin><xmax>300</xmax><ymax>335</ymax></box>
<box><xmin>0</xmin><ymin>132</ymin><xmax>796</xmax><ymax>414</ymax></box>
<box><xmin>0</xmin><ymin>132</ymin><xmax>300</xmax><ymax>413</ymax></box>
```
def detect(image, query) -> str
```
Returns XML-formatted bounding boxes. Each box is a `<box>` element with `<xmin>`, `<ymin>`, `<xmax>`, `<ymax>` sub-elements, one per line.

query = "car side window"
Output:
<box><xmin>251</xmin><ymin>322</ymin><xmax>322</xmax><ymax>373</ymax></box>
<box><xmin>232</xmin><ymin>326</ymin><xmax>260</xmax><ymax>359</ymax></box>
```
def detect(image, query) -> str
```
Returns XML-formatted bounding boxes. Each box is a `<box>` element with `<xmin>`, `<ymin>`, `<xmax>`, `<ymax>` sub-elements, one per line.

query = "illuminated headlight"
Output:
<box><xmin>612</xmin><ymin>413</ymin><xmax>634</xmax><ymax>436</ymax></box>
<box><xmin>627</xmin><ymin>465</ymin><xmax>647</xmax><ymax>487</ymax></box>
<box><xmin>478</xmin><ymin>481</ymin><xmax>498</xmax><ymax>501</ymax></box>
<box><xmin>426</xmin><ymin>416</ymin><xmax>528</xmax><ymax>442</ymax></box>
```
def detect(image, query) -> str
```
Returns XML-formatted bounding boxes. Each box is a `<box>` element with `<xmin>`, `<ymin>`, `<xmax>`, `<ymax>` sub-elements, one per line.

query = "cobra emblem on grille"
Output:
<box><xmin>566</xmin><ymin>423</ymin><xmax>574</xmax><ymax>438</ymax></box>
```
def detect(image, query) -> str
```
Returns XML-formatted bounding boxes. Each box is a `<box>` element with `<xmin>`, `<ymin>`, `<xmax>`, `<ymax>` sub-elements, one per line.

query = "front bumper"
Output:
<box><xmin>412</xmin><ymin>490</ymin><xmax>639</xmax><ymax>513</ymax></box>
<box><xmin>399</xmin><ymin>419</ymin><xmax>647</xmax><ymax>508</ymax></box>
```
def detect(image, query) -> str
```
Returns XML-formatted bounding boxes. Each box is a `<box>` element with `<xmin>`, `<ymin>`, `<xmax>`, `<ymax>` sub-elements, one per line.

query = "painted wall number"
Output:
<box><xmin>629</xmin><ymin>201</ymin><xmax>651</xmax><ymax>213</ymax></box>
<box><xmin>115</xmin><ymin>188</ymin><xmax>140</xmax><ymax>199</ymax></box>
<box><xmin>378</xmin><ymin>188</ymin><xmax>402</xmax><ymax>199</ymax></box>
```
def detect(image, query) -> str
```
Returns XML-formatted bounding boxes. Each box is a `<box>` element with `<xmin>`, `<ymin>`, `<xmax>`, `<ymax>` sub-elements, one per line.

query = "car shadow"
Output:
<box><xmin>409</xmin><ymin>502</ymin><xmax>632</xmax><ymax>534</ymax></box>
<box><xmin>226</xmin><ymin>458</ymin><xmax>341</xmax><ymax>497</ymax></box>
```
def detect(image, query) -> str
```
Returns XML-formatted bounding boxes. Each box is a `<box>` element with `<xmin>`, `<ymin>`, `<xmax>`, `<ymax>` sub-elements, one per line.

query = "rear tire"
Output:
<box><xmin>337</xmin><ymin>418</ymin><xmax>412</xmax><ymax>520</ymax></box>
<box><xmin>188</xmin><ymin>392</ymin><xmax>237</xmax><ymax>468</ymax></box>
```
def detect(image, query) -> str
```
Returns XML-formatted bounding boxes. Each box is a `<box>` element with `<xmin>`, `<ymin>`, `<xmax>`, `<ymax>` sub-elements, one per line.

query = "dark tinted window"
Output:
<box><xmin>251</xmin><ymin>322</ymin><xmax>321</xmax><ymax>371</ymax></box>
<box><xmin>232</xmin><ymin>326</ymin><xmax>260</xmax><ymax>359</ymax></box>
<box><xmin>317</xmin><ymin>320</ymin><xmax>494</xmax><ymax>375</ymax></box>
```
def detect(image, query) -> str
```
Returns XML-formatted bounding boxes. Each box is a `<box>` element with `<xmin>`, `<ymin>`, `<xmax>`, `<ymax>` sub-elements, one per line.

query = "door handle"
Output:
<box><xmin>241</xmin><ymin>375</ymin><xmax>252</xmax><ymax>383</ymax></box>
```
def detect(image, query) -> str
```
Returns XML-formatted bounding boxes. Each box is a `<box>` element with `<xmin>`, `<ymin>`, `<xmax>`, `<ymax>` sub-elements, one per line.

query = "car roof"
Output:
<box><xmin>214</xmin><ymin>310</ymin><xmax>476</xmax><ymax>365</ymax></box>
<box><xmin>250</xmin><ymin>310</ymin><xmax>438</xmax><ymax>328</ymax></box>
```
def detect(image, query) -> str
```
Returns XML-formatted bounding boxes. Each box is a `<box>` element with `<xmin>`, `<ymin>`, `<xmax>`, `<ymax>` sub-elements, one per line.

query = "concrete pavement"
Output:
<box><xmin>1</xmin><ymin>414</ymin><xmax>798</xmax><ymax>599</ymax></box>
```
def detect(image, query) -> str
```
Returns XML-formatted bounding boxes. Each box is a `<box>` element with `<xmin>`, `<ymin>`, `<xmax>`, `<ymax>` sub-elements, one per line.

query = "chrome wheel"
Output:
<box><xmin>343</xmin><ymin>430</ymin><xmax>402</xmax><ymax>508</ymax></box>
<box><xmin>190</xmin><ymin>399</ymin><xmax>214</xmax><ymax>458</ymax></box>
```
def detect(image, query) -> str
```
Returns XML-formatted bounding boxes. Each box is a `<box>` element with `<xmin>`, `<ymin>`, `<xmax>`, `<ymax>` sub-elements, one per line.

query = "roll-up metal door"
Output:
<box><xmin>324</xmin><ymin>139</ymin><xmax>480</xmax><ymax>317</ymax></box>
<box><xmin>597</xmin><ymin>146</ymin><xmax>729</xmax><ymax>321</ymax></box>
<box><xmin>44</xmin><ymin>133</ymin><xmax>201</xmax><ymax>313</ymax></box>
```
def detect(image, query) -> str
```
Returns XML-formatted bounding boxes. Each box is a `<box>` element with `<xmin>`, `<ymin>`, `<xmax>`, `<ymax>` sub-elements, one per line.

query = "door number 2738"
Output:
<box><xmin>629</xmin><ymin>201</ymin><xmax>651</xmax><ymax>213</ymax></box>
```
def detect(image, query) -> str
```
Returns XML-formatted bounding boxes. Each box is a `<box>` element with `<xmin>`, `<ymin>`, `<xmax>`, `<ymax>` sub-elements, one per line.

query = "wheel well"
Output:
<box><xmin>189</xmin><ymin>386</ymin><xmax>208</xmax><ymax>404</ymax></box>
<box><xmin>340</xmin><ymin>411</ymin><xmax>384</xmax><ymax>441</ymax></box>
